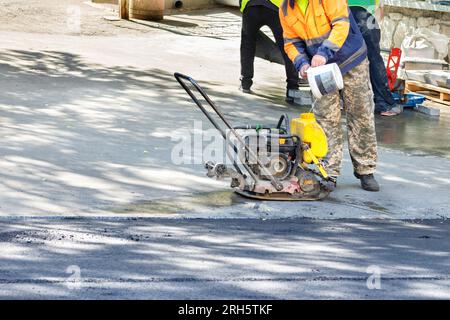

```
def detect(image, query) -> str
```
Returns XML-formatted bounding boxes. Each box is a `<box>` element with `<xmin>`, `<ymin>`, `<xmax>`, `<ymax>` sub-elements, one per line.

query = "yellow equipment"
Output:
<box><xmin>291</xmin><ymin>113</ymin><xmax>329</xmax><ymax>179</ymax></box>
<box><xmin>291</xmin><ymin>113</ymin><xmax>328</xmax><ymax>162</ymax></box>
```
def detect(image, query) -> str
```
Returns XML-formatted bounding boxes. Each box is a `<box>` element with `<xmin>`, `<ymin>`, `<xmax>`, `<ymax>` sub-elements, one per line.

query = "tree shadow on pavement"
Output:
<box><xmin>0</xmin><ymin>49</ymin><xmax>449</xmax><ymax>299</ymax></box>
<box><xmin>0</xmin><ymin>49</ymin><xmax>449</xmax><ymax>220</ymax></box>
<box><xmin>0</xmin><ymin>49</ymin><xmax>290</xmax><ymax>215</ymax></box>
<box><xmin>0</xmin><ymin>218</ymin><xmax>449</xmax><ymax>299</ymax></box>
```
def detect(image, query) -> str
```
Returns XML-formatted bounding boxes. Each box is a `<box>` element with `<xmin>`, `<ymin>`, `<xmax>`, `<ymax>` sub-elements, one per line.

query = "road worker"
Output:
<box><xmin>279</xmin><ymin>0</ymin><xmax>380</xmax><ymax>191</ymax></box>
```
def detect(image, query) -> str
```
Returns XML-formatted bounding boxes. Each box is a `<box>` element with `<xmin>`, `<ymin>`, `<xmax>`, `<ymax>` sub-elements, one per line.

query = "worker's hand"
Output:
<box><xmin>300</xmin><ymin>64</ymin><xmax>310</xmax><ymax>79</ymax></box>
<box><xmin>311</xmin><ymin>55</ymin><xmax>327</xmax><ymax>67</ymax></box>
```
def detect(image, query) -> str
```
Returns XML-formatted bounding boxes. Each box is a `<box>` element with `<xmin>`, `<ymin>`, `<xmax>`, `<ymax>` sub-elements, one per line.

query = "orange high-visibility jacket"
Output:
<box><xmin>279</xmin><ymin>0</ymin><xmax>367</xmax><ymax>75</ymax></box>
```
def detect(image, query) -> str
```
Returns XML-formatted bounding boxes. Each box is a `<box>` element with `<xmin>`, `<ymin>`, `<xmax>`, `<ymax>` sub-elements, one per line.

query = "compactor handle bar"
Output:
<box><xmin>174</xmin><ymin>72</ymin><xmax>284</xmax><ymax>191</ymax></box>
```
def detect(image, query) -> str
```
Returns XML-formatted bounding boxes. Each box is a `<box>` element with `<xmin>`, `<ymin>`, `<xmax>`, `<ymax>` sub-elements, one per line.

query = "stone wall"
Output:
<box><xmin>381</xmin><ymin>0</ymin><xmax>450</xmax><ymax>60</ymax></box>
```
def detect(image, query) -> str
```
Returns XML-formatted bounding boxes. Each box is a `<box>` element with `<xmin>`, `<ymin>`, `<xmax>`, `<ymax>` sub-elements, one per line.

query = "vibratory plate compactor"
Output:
<box><xmin>175</xmin><ymin>73</ymin><xmax>335</xmax><ymax>201</ymax></box>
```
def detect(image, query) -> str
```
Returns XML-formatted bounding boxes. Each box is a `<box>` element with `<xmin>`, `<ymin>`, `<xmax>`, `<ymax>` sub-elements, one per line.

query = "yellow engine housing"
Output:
<box><xmin>291</xmin><ymin>113</ymin><xmax>328</xmax><ymax>163</ymax></box>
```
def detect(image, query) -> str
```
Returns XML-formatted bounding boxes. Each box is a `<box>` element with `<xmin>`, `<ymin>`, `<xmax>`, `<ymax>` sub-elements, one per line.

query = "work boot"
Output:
<box><xmin>239</xmin><ymin>85</ymin><xmax>252</xmax><ymax>94</ymax></box>
<box><xmin>239</xmin><ymin>77</ymin><xmax>252</xmax><ymax>94</ymax></box>
<box><xmin>354</xmin><ymin>173</ymin><xmax>380</xmax><ymax>192</ymax></box>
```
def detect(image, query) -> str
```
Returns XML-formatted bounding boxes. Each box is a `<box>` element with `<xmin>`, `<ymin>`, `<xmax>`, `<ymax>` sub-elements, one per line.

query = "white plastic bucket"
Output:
<box><xmin>307</xmin><ymin>63</ymin><xmax>344</xmax><ymax>100</ymax></box>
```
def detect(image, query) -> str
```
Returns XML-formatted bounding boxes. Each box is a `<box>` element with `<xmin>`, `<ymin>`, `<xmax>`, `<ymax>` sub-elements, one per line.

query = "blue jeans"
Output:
<box><xmin>350</xmin><ymin>7</ymin><xmax>397</xmax><ymax>113</ymax></box>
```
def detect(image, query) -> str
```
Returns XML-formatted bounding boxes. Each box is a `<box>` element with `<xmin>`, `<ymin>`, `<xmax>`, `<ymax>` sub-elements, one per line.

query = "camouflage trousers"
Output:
<box><xmin>313</xmin><ymin>58</ymin><xmax>377</xmax><ymax>177</ymax></box>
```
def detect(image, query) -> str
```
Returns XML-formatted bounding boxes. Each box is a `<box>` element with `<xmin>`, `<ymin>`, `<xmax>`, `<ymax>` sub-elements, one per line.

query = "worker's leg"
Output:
<box><xmin>265</xmin><ymin>8</ymin><xmax>299</xmax><ymax>90</ymax></box>
<box><xmin>240</xmin><ymin>6</ymin><xmax>263</xmax><ymax>90</ymax></box>
<box><xmin>342</xmin><ymin>58</ymin><xmax>378</xmax><ymax>175</ymax></box>
<box><xmin>350</xmin><ymin>7</ymin><xmax>397</xmax><ymax>113</ymax></box>
<box><xmin>313</xmin><ymin>91</ymin><xmax>343</xmax><ymax>177</ymax></box>
<box><xmin>367</xmin><ymin>27</ymin><xmax>398</xmax><ymax>113</ymax></box>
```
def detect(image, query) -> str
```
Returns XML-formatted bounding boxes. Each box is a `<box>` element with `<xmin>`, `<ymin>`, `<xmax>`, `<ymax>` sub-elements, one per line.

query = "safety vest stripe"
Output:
<box><xmin>240</xmin><ymin>0</ymin><xmax>283</xmax><ymax>12</ymax></box>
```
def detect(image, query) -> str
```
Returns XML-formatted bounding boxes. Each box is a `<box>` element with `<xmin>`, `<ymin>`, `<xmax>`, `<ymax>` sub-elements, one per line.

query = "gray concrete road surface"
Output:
<box><xmin>0</xmin><ymin>29</ymin><xmax>448</xmax><ymax>219</ymax></box>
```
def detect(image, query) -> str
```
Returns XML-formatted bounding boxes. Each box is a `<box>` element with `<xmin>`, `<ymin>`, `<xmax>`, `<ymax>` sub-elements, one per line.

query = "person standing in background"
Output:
<box><xmin>239</xmin><ymin>0</ymin><xmax>302</xmax><ymax>104</ymax></box>
<box><xmin>349</xmin><ymin>0</ymin><xmax>401</xmax><ymax>116</ymax></box>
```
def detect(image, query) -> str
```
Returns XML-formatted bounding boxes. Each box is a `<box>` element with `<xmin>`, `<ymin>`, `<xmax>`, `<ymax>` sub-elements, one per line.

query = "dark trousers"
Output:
<box><xmin>350</xmin><ymin>7</ymin><xmax>397</xmax><ymax>113</ymax></box>
<box><xmin>240</xmin><ymin>5</ymin><xmax>299</xmax><ymax>90</ymax></box>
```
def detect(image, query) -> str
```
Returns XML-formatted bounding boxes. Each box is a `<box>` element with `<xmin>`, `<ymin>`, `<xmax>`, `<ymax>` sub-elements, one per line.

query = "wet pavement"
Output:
<box><xmin>376</xmin><ymin>109</ymin><xmax>450</xmax><ymax>158</ymax></box>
